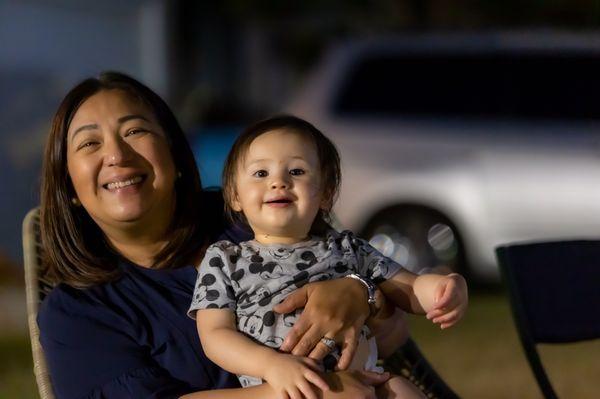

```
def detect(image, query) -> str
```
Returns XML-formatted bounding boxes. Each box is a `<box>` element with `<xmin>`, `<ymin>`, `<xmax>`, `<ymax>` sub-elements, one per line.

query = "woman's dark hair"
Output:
<box><xmin>41</xmin><ymin>71</ymin><xmax>206</xmax><ymax>288</ymax></box>
<box><xmin>222</xmin><ymin>115</ymin><xmax>341</xmax><ymax>234</ymax></box>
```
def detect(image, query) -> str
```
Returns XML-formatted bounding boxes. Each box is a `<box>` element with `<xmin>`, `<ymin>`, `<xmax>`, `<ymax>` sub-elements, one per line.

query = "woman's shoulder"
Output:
<box><xmin>39</xmin><ymin>283</ymin><xmax>92</xmax><ymax>314</ymax></box>
<box><xmin>37</xmin><ymin>272</ymin><xmax>152</xmax><ymax>338</ymax></box>
<box><xmin>37</xmin><ymin>283</ymin><xmax>110</xmax><ymax>331</ymax></box>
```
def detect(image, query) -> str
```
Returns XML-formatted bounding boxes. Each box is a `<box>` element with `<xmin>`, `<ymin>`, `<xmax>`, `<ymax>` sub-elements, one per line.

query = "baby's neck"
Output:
<box><xmin>253</xmin><ymin>233</ymin><xmax>311</xmax><ymax>246</ymax></box>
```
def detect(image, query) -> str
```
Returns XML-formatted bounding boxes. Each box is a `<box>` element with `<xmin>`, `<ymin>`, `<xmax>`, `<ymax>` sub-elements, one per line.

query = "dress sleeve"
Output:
<box><xmin>343</xmin><ymin>230</ymin><xmax>405</xmax><ymax>284</ymax></box>
<box><xmin>188</xmin><ymin>242</ymin><xmax>237</xmax><ymax>317</ymax></box>
<box><xmin>38</xmin><ymin>287</ymin><xmax>193</xmax><ymax>399</ymax></box>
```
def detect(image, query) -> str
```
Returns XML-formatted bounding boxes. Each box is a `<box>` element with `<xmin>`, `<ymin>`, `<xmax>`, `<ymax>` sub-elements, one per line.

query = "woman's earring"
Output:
<box><xmin>71</xmin><ymin>197</ymin><xmax>81</xmax><ymax>206</ymax></box>
<box><xmin>177</xmin><ymin>171</ymin><xmax>182</xmax><ymax>179</ymax></box>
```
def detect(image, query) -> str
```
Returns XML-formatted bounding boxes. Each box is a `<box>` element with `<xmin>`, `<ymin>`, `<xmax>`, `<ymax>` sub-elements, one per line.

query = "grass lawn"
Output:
<box><xmin>407</xmin><ymin>290</ymin><xmax>600</xmax><ymax>398</ymax></box>
<box><xmin>0</xmin><ymin>335</ymin><xmax>38</xmax><ymax>399</ymax></box>
<box><xmin>1</xmin><ymin>291</ymin><xmax>598</xmax><ymax>398</ymax></box>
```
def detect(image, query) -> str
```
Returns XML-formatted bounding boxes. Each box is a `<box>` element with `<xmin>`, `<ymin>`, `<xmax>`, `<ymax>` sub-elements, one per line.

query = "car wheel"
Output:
<box><xmin>361</xmin><ymin>207</ymin><xmax>467</xmax><ymax>275</ymax></box>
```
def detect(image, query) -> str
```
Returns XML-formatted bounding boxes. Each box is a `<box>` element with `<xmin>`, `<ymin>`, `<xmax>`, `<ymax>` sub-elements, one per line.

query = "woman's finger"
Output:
<box><xmin>336</xmin><ymin>331</ymin><xmax>359</xmax><ymax>370</ymax></box>
<box><xmin>291</xmin><ymin>325</ymin><xmax>322</xmax><ymax>356</ymax></box>
<box><xmin>273</xmin><ymin>286</ymin><xmax>309</xmax><ymax>315</ymax></box>
<box><xmin>308</xmin><ymin>338</ymin><xmax>335</xmax><ymax>361</ymax></box>
<box><xmin>280</xmin><ymin>313</ymin><xmax>311</xmax><ymax>352</ymax></box>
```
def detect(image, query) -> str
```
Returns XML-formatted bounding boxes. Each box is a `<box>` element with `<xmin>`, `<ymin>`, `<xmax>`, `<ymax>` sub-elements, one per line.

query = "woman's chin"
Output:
<box><xmin>106</xmin><ymin>205</ymin><xmax>148</xmax><ymax>224</ymax></box>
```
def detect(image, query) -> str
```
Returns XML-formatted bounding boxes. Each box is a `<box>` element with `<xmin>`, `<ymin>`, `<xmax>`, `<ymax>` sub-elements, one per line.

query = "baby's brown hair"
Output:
<box><xmin>222</xmin><ymin>115</ymin><xmax>341</xmax><ymax>234</ymax></box>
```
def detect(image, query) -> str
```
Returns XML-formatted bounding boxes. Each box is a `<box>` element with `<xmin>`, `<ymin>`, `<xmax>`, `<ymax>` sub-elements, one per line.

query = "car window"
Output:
<box><xmin>333</xmin><ymin>51</ymin><xmax>600</xmax><ymax>120</ymax></box>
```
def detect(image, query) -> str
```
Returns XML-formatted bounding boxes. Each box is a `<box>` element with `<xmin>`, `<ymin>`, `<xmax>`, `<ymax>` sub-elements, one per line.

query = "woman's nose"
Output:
<box><xmin>104</xmin><ymin>137</ymin><xmax>133</xmax><ymax>166</ymax></box>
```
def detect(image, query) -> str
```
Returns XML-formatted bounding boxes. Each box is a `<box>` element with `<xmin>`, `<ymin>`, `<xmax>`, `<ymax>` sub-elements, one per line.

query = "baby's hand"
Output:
<box><xmin>264</xmin><ymin>353</ymin><xmax>329</xmax><ymax>399</ymax></box>
<box><xmin>425</xmin><ymin>273</ymin><xmax>468</xmax><ymax>329</ymax></box>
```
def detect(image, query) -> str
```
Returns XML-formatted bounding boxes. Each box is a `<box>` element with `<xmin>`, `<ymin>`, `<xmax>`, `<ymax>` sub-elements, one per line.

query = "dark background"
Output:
<box><xmin>2</xmin><ymin>0</ymin><xmax>599</xmax><ymax>271</ymax></box>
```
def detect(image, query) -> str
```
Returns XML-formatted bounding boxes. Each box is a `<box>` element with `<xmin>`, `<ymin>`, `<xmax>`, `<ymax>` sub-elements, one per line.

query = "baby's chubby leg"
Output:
<box><xmin>376</xmin><ymin>375</ymin><xmax>427</xmax><ymax>399</ymax></box>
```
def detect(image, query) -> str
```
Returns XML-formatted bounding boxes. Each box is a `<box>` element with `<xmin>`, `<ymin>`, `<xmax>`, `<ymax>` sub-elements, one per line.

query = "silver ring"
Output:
<box><xmin>320</xmin><ymin>337</ymin><xmax>336</xmax><ymax>350</ymax></box>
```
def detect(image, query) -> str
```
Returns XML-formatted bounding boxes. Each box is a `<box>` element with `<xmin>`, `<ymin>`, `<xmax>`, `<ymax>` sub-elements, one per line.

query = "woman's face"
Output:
<box><xmin>66</xmin><ymin>89</ymin><xmax>177</xmax><ymax>235</ymax></box>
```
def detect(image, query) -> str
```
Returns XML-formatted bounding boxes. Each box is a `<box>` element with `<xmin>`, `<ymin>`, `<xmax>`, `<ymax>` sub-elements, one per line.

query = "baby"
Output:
<box><xmin>188</xmin><ymin>115</ymin><xmax>468</xmax><ymax>398</ymax></box>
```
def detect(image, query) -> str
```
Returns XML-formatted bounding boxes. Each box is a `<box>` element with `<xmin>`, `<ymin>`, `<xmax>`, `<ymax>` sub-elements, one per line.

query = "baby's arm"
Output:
<box><xmin>196</xmin><ymin>309</ymin><xmax>329</xmax><ymax>398</ymax></box>
<box><xmin>378</xmin><ymin>270</ymin><xmax>468</xmax><ymax>329</ymax></box>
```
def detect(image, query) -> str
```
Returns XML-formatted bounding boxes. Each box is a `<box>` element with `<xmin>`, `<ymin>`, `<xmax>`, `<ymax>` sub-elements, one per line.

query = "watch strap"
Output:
<box><xmin>345</xmin><ymin>273</ymin><xmax>379</xmax><ymax>316</ymax></box>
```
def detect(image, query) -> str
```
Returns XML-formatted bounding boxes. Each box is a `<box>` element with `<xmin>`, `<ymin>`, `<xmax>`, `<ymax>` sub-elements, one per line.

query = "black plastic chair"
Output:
<box><xmin>496</xmin><ymin>240</ymin><xmax>600</xmax><ymax>399</ymax></box>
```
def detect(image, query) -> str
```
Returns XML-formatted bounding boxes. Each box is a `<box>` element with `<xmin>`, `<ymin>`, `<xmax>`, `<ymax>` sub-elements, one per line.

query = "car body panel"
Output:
<box><xmin>287</xmin><ymin>33</ymin><xmax>600</xmax><ymax>280</ymax></box>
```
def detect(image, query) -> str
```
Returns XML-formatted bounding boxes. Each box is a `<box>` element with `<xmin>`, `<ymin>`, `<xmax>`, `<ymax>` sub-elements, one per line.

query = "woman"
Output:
<box><xmin>38</xmin><ymin>72</ymin><xmax>407</xmax><ymax>398</ymax></box>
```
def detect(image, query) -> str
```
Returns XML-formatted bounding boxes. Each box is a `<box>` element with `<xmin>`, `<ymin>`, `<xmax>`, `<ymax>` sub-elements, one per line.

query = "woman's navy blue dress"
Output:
<box><xmin>38</xmin><ymin>223</ymin><xmax>251</xmax><ymax>398</ymax></box>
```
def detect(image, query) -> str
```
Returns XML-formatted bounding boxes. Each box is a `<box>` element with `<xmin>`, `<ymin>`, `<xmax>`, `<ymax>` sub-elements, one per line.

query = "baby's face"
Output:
<box><xmin>232</xmin><ymin>129</ymin><xmax>325</xmax><ymax>244</ymax></box>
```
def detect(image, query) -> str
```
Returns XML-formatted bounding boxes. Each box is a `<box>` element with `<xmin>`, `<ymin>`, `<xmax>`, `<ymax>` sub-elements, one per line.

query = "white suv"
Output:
<box><xmin>287</xmin><ymin>33</ymin><xmax>600</xmax><ymax>281</ymax></box>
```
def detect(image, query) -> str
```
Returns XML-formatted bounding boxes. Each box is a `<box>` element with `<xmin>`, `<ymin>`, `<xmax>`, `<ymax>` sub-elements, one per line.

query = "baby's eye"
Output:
<box><xmin>289</xmin><ymin>168</ymin><xmax>305</xmax><ymax>176</ymax></box>
<box><xmin>253</xmin><ymin>170</ymin><xmax>268</xmax><ymax>178</ymax></box>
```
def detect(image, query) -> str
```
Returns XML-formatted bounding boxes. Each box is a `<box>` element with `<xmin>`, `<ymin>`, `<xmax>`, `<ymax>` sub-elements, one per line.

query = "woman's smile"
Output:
<box><xmin>102</xmin><ymin>174</ymin><xmax>146</xmax><ymax>191</ymax></box>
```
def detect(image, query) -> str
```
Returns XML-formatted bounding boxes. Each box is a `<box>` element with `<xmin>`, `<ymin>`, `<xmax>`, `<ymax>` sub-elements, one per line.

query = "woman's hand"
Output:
<box><xmin>273</xmin><ymin>278</ymin><xmax>370</xmax><ymax>370</ymax></box>
<box><xmin>425</xmin><ymin>273</ymin><xmax>468</xmax><ymax>329</ymax></box>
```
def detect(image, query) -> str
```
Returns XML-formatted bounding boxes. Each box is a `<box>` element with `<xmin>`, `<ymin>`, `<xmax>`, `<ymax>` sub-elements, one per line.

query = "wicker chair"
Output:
<box><xmin>23</xmin><ymin>208</ymin><xmax>56</xmax><ymax>399</ymax></box>
<box><xmin>22</xmin><ymin>207</ymin><xmax>459</xmax><ymax>399</ymax></box>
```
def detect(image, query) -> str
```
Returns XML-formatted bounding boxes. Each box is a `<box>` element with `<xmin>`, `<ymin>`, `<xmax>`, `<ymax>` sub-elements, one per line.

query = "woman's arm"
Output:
<box><xmin>271</xmin><ymin>270</ymin><xmax>466</xmax><ymax>371</ymax></box>
<box><xmin>366</xmin><ymin>301</ymin><xmax>409</xmax><ymax>359</ymax></box>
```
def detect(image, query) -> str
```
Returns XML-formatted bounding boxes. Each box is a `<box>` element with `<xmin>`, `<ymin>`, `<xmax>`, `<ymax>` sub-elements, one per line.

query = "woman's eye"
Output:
<box><xmin>253</xmin><ymin>170</ymin><xmax>268</xmax><ymax>178</ymax></box>
<box><xmin>289</xmin><ymin>168</ymin><xmax>305</xmax><ymax>176</ymax></box>
<box><xmin>125</xmin><ymin>128</ymin><xmax>145</xmax><ymax>137</ymax></box>
<box><xmin>76</xmin><ymin>141</ymin><xmax>98</xmax><ymax>151</ymax></box>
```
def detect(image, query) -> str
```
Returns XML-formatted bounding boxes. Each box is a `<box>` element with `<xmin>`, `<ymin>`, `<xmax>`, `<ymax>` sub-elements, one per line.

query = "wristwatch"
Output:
<box><xmin>345</xmin><ymin>273</ymin><xmax>381</xmax><ymax>316</ymax></box>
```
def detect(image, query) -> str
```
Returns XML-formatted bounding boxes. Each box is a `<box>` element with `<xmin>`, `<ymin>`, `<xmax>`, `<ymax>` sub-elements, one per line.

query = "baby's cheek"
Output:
<box><xmin>308</xmin><ymin>184</ymin><xmax>324</xmax><ymax>199</ymax></box>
